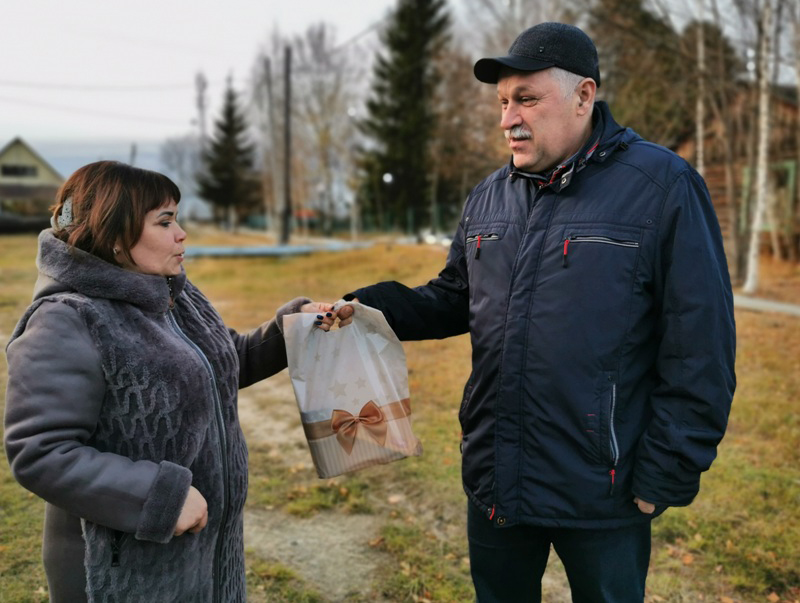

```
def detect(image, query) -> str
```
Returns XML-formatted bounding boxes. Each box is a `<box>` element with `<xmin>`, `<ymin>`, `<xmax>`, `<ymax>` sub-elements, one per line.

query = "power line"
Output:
<box><xmin>0</xmin><ymin>80</ymin><xmax>203</xmax><ymax>92</ymax></box>
<box><xmin>0</xmin><ymin>95</ymin><xmax>188</xmax><ymax>126</ymax></box>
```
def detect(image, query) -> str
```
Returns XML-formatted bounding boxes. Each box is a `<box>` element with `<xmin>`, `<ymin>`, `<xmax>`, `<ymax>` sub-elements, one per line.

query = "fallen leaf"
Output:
<box><xmin>387</xmin><ymin>494</ymin><xmax>404</xmax><ymax>505</ymax></box>
<box><xmin>681</xmin><ymin>553</ymin><xmax>695</xmax><ymax>565</ymax></box>
<box><xmin>720</xmin><ymin>597</ymin><xmax>734</xmax><ymax>603</ymax></box>
<box><xmin>767</xmin><ymin>593</ymin><xmax>780</xmax><ymax>603</ymax></box>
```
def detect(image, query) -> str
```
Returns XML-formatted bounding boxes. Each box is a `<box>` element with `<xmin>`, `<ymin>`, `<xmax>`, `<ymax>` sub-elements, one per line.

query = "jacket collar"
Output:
<box><xmin>509</xmin><ymin>101</ymin><xmax>634</xmax><ymax>192</ymax></box>
<box><xmin>34</xmin><ymin>229</ymin><xmax>186</xmax><ymax>313</ymax></box>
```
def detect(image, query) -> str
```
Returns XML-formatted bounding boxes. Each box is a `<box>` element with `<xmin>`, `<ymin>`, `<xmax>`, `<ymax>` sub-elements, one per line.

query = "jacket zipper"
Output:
<box><xmin>466</xmin><ymin>233</ymin><xmax>500</xmax><ymax>259</ymax></box>
<box><xmin>110</xmin><ymin>531</ymin><xmax>125</xmax><ymax>567</ymax></box>
<box><xmin>608</xmin><ymin>381</ymin><xmax>620</xmax><ymax>494</ymax></box>
<box><xmin>165</xmin><ymin>309</ymin><xmax>229</xmax><ymax>603</ymax></box>
<box><xmin>562</xmin><ymin>236</ymin><xmax>639</xmax><ymax>268</ymax></box>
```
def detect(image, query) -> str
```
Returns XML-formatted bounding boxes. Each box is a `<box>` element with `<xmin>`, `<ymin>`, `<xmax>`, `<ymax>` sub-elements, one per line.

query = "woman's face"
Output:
<box><xmin>122</xmin><ymin>199</ymin><xmax>186</xmax><ymax>276</ymax></box>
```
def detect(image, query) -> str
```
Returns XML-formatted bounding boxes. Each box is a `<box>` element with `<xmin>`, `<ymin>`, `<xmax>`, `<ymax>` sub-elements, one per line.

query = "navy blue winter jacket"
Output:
<box><xmin>349</xmin><ymin>102</ymin><xmax>736</xmax><ymax>529</ymax></box>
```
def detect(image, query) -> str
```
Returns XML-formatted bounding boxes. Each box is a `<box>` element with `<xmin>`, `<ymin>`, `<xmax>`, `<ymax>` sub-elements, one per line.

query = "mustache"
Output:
<box><xmin>505</xmin><ymin>125</ymin><xmax>532</xmax><ymax>140</ymax></box>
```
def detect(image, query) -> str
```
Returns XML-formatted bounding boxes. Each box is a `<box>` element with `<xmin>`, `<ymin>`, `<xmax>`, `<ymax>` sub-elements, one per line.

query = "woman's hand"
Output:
<box><xmin>301</xmin><ymin>302</ymin><xmax>336</xmax><ymax>331</ymax></box>
<box><xmin>174</xmin><ymin>486</ymin><xmax>208</xmax><ymax>536</ymax></box>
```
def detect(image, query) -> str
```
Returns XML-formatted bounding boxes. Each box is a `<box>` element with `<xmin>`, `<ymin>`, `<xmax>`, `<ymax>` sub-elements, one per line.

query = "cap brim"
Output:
<box><xmin>473</xmin><ymin>55</ymin><xmax>555</xmax><ymax>84</ymax></box>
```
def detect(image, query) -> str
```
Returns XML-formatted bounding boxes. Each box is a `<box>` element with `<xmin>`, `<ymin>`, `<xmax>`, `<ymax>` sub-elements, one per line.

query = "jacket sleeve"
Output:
<box><xmin>4</xmin><ymin>300</ymin><xmax>192</xmax><ymax>543</ymax></box>
<box><xmin>347</xmin><ymin>222</ymin><xmax>471</xmax><ymax>341</ymax></box>
<box><xmin>231</xmin><ymin>296</ymin><xmax>311</xmax><ymax>388</ymax></box>
<box><xmin>633</xmin><ymin>169</ymin><xmax>736</xmax><ymax>506</ymax></box>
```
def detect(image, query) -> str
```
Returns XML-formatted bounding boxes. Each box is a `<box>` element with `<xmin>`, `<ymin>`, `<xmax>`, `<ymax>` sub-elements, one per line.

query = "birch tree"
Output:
<box><xmin>743</xmin><ymin>0</ymin><xmax>776</xmax><ymax>293</ymax></box>
<box><xmin>792</xmin><ymin>0</ymin><xmax>800</xmax><ymax>261</ymax></box>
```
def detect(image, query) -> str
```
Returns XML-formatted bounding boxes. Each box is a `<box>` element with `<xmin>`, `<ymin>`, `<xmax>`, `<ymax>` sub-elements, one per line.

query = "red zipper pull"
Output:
<box><xmin>562</xmin><ymin>238</ymin><xmax>570</xmax><ymax>268</ymax></box>
<box><xmin>609</xmin><ymin>468</ymin><xmax>616</xmax><ymax>495</ymax></box>
<box><xmin>475</xmin><ymin>234</ymin><xmax>482</xmax><ymax>259</ymax></box>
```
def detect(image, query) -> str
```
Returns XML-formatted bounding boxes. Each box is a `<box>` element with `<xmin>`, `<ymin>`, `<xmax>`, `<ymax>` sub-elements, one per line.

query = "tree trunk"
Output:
<box><xmin>794</xmin><ymin>6</ymin><xmax>800</xmax><ymax>262</ymax></box>
<box><xmin>743</xmin><ymin>1</ymin><xmax>774</xmax><ymax>294</ymax></box>
<box><xmin>695</xmin><ymin>0</ymin><xmax>706</xmax><ymax>177</ymax></box>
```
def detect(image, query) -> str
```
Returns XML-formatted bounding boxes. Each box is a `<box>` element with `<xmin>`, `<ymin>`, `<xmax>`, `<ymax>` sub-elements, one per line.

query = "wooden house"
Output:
<box><xmin>674</xmin><ymin>86</ymin><xmax>799</xmax><ymax>260</ymax></box>
<box><xmin>0</xmin><ymin>137</ymin><xmax>64</xmax><ymax>216</ymax></box>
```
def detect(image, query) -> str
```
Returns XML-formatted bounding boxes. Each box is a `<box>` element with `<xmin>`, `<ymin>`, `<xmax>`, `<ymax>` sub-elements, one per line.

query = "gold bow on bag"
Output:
<box><xmin>330</xmin><ymin>400</ymin><xmax>388</xmax><ymax>455</ymax></box>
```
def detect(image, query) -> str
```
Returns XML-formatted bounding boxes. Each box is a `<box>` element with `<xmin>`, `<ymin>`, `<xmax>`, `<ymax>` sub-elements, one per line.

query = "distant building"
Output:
<box><xmin>0</xmin><ymin>137</ymin><xmax>63</xmax><ymax>221</ymax></box>
<box><xmin>674</xmin><ymin>85</ymin><xmax>800</xmax><ymax>261</ymax></box>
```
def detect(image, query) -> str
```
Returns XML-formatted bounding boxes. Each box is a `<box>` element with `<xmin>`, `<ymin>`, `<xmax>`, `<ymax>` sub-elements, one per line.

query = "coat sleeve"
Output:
<box><xmin>4</xmin><ymin>300</ymin><xmax>192</xmax><ymax>543</ymax></box>
<box><xmin>347</xmin><ymin>222</ymin><xmax>471</xmax><ymax>341</ymax></box>
<box><xmin>231</xmin><ymin>296</ymin><xmax>311</xmax><ymax>388</ymax></box>
<box><xmin>632</xmin><ymin>168</ymin><xmax>736</xmax><ymax>506</ymax></box>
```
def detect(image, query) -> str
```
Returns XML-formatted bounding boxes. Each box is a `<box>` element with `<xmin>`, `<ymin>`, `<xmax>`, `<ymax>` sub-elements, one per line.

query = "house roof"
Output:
<box><xmin>0</xmin><ymin>136</ymin><xmax>64</xmax><ymax>181</ymax></box>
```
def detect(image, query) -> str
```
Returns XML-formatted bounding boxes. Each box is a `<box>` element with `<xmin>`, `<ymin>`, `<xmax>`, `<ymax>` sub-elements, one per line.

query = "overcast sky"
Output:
<box><xmin>0</xmin><ymin>0</ymin><xmax>397</xmax><ymax>147</ymax></box>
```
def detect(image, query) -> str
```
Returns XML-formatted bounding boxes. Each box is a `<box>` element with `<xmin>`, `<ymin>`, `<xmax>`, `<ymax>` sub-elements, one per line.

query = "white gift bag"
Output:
<box><xmin>283</xmin><ymin>301</ymin><xmax>422</xmax><ymax>478</ymax></box>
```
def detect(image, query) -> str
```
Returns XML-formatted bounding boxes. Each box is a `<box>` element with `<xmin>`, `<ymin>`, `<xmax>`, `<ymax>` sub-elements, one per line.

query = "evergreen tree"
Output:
<box><xmin>197</xmin><ymin>79</ymin><xmax>260</xmax><ymax>229</ymax></box>
<box><xmin>358</xmin><ymin>0</ymin><xmax>451</xmax><ymax>233</ymax></box>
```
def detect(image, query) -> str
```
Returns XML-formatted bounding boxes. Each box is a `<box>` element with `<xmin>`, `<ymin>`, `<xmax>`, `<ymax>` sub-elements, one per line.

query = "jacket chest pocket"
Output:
<box><xmin>561</xmin><ymin>231</ymin><xmax>640</xmax><ymax>269</ymax></box>
<box><xmin>465</xmin><ymin>223</ymin><xmax>509</xmax><ymax>261</ymax></box>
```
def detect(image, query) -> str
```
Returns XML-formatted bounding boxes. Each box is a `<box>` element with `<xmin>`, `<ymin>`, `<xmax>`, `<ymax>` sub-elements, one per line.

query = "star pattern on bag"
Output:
<box><xmin>331</xmin><ymin>379</ymin><xmax>348</xmax><ymax>399</ymax></box>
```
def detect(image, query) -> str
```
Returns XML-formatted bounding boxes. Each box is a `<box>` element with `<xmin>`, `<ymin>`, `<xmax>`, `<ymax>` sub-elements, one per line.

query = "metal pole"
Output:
<box><xmin>281</xmin><ymin>46</ymin><xmax>292</xmax><ymax>245</ymax></box>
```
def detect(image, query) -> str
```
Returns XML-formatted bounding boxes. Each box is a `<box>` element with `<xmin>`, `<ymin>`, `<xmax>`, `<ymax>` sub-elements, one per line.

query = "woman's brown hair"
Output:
<box><xmin>51</xmin><ymin>161</ymin><xmax>181</xmax><ymax>266</ymax></box>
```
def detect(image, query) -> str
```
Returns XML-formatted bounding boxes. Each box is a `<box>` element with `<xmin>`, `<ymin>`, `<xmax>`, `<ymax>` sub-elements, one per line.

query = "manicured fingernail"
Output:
<box><xmin>326</xmin><ymin>312</ymin><xmax>332</xmax><ymax>317</ymax></box>
<box><xmin>316</xmin><ymin>315</ymin><xmax>323</xmax><ymax>319</ymax></box>
<box><xmin>314</xmin><ymin>321</ymin><xmax>322</xmax><ymax>326</ymax></box>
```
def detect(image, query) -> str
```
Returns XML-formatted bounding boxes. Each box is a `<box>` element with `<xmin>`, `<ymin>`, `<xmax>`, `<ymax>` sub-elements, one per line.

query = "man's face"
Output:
<box><xmin>497</xmin><ymin>68</ymin><xmax>584</xmax><ymax>174</ymax></box>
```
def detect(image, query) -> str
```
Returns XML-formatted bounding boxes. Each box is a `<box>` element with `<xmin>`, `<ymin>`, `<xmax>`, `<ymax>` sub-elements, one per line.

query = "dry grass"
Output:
<box><xmin>1</xmin><ymin>229</ymin><xmax>798</xmax><ymax>602</ymax></box>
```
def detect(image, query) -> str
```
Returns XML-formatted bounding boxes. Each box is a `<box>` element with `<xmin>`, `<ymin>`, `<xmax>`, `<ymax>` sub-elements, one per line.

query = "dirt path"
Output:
<box><xmin>238</xmin><ymin>371</ymin><xmax>572</xmax><ymax>602</ymax></box>
<box><xmin>238</xmin><ymin>373</ymin><xmax>390</xmax><ymax>601</ymax></box>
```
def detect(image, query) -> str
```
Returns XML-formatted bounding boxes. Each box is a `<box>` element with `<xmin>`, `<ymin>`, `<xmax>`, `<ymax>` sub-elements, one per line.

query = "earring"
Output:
<box><xmin>113</xmin><ymin>248</ymin><xmax>119</xmax><ymax>255</ymax></box>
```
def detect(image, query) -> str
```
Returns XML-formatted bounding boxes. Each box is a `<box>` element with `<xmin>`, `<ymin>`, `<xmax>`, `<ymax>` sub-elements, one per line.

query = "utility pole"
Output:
<box><xmin>281</xmin><ymin>45</ymin><xmax>292</xmax><ymax>245</ymax></box>
<box><xmin>261</xmin><ymin>56</ymin><xmax>282</xmax><ymax>234</ymax></box>
<box><xmin>195</xmin><ymin>71</ymin><xmax>208</xmax><ymax>151</ymax></box>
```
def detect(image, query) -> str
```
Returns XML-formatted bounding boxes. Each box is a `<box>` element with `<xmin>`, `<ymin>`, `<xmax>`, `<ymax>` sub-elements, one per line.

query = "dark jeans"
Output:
<box><xmin>467</xmin><ymin>502</ymin><xmax>651</xmax><ymax>603</ymax></box>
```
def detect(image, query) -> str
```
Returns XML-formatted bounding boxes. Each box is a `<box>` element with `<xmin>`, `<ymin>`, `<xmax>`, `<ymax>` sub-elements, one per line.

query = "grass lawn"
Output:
<box><xmin>0</xmin><ymin>229</ymin><xmax>798</xmax><ymax>602</ymax></box>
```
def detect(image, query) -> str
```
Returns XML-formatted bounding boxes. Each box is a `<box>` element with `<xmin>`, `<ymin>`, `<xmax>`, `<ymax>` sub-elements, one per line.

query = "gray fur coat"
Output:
<box><xmin>4</xmin><ymin>230</ymin><xmax>307</xmax><ymax>602</ymax></box>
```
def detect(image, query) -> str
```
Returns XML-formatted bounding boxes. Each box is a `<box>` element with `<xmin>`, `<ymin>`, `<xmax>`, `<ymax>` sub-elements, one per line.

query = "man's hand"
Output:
<box><xmin>633</xmin><ymin>497</ymin><xmax>655</xmax><ymax>514</ymax></box>
<box><xmin>335</xmin><ymin>299</ymin><xmax>358</xmax><ymax>327</ymax></box>
<box><xmin>174</xmin><ymin>486</ymin><xmax>208</xmax><ymax>536</ymax></box>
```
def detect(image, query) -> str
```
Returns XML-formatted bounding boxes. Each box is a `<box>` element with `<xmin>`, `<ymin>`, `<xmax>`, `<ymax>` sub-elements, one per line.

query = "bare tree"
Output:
<box><xmin>159</xmin><ymin>134</ymin><xmax>203</xmax><ymax>219</ymax></box>
<box><xmin>464</xmin><ymin>0</ymin><xmax>565</xmax><ymax>52</ymax></box>
<box><xmin>252</xmin><ymin>28</ymin><xmax>289</xmax><ymax>237</ymax></box>
<box><xmin>292</xmin><ymin>23</ymin><xmax>361</xmax><ymax>236</ymax></box>
<box><xmin>743</xmin><ymin>0</ymin><xmax>777</xmax><ymax>293</ymax></box>
<box><xmin>792</xmin><ymin>0</ymin><xmax>800</xmax><ymax>261</ymax></box>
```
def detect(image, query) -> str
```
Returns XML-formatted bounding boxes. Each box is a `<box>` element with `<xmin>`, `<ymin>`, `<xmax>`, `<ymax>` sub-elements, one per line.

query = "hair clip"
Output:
<box><xmin>52</xmin><ymin>197</ymin><xmax>73</xmax><ymax>230</ymax></box>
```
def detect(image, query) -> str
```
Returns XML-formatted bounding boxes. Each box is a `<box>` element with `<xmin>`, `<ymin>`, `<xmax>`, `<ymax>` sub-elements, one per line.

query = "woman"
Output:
<box><xmin>4</xmin><ymin>161</ymin><xmax>334</xmax><ymax>602</ymax></box>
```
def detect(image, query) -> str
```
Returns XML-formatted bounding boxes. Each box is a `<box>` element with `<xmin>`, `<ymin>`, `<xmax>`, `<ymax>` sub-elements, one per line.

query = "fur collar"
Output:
<box><xmin>34</xmin><ymin>229</ymin><xmax>186</xmax><ymax>314</ymax></box>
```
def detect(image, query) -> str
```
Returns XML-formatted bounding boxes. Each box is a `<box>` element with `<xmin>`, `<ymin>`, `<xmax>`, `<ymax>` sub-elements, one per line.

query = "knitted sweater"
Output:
<box><xmin>4</xmin><ymin>230</ymin><xmax>307</xmax><ymax>602</ymax></box>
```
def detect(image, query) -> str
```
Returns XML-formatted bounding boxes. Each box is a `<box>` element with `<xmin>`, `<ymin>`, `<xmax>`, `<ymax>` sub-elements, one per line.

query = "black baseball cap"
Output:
<box><xmin>474</xmin><ymin>22</ymin><xmax>601</xmax><ymax>86</ymax></box>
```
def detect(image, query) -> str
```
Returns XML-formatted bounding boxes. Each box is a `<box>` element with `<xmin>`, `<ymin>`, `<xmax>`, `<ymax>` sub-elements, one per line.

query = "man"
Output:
<box><xmin>337</xmin><ymin>22</ymin><xmax>736</xmax><ymax>602</ymax></box>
